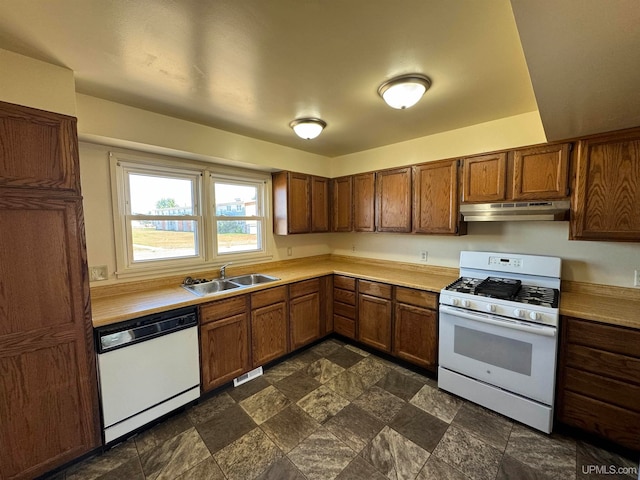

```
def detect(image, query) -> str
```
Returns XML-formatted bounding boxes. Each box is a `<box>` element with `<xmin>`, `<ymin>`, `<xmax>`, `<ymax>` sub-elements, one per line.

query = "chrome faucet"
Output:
<box><xmin>219</xmin><ymin>263</ymin><xmax>232</xmax><ymax>279</ymax></box>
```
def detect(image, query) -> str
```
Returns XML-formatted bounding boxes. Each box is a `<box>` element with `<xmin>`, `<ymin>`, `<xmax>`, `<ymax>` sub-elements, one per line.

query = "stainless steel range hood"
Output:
<box><xmin>460</xmin><ymin>200</ymin><xmax>570</xmax><ymax>222</ymax></box>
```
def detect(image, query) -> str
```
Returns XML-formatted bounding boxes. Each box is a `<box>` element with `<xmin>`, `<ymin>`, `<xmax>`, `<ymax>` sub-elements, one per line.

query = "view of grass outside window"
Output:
<box><xmin>128</xmin><ymin>173</ymin><xmax>199</xmax><ymax>261</ymax></box>
<box><xmin>213</xmin><ymin>182</ymin><xmax>262</xmax><ymax>254</ymax></box>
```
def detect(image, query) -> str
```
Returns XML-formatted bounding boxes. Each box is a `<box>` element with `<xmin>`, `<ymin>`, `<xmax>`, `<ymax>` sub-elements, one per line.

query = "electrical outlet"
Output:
<box><xmin>89</xmin><ymin>265</ymin><xmax>109</xmax><ymax>281</ymax></box>
<box><xmin>287</xmin><ymin>247</ymin><xmax>292</xmax><ymax>256</ymax></box>
<box><xmin>420</xmin><ymin>251</ymin><xmax>428</xmax><ymax>262</ymax></box>
<box><xmin>352</xmin><ymin>244</ymin><xmax>356</xmax><ymax>252</ymax></box>
<box><xmin>635</xmin><ymin>269</ymin><xmax>640</xmax><ymax>287</ymax></box>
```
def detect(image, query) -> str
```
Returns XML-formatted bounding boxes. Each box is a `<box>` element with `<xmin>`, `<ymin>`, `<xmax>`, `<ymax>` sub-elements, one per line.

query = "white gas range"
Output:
<box><xmin>438</xmin><ymin>251</ymin><xmax>561</xmax><ymax>433</ymax></box>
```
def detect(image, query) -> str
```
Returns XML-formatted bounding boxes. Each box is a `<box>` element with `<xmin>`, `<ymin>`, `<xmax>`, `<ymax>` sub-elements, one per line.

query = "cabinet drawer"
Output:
<box><xmin>251</xmin><ymin>286</ymin><xmax>287</xmax><ymax>309</ymax></box>
<box><xmin>200</xmin><ymin>295</ymin><xmax>248</xmax><ymax>324</ymax></box>
<box><xmin>334</xmin><ymin>301</ymin><xmax>356</xmax><ymax>319</ymax></box>
<box><xmin>334</xmin><ymin>275</ymin><xmax>356</xmax><ymax>291</ymax></box>
<box><xmin>395</xmin><ymin>287</ymin><xmax>437</xmax><ymax>309</ymax></box>
<box><xmin>289</xmin><ymin>278</ymin><xmax>320</xmax><ymax>299</ymax></box>
<box><xmin>563</xmin><ymin>366</ymin><xmax>640</xmax><ymax>413</ymax></box>
<box><xmin>358</xmin><ymin>280</ymin><xmax>392</xmax><ymax>299</ymax></box>
<box><xmin>334</xmin><ymin>315</ymin><xmax>355</xmax><ymax>339</ymax></box>
<box><xmin>334</xmin><ymin>288</ymin><xmax>356</xmax><ymax>306</ymax></box>
<box><xmin>565</xmin><ymin>318</ymin><xmax>640</xmax><ymax>357</ymax></box>
<box><xmin>560</xmin><ymin>391</ymin><xmax>640</xmax><ymax>451</ymax></box>
<box><xmin>565</xmin><ymin>344</ymin><xmax>640</xmax><ymax>385</ymax></box>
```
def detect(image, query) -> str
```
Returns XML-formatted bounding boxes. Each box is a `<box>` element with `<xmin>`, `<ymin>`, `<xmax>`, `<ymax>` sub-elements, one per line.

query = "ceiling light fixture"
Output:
<box><xmin>289</xmin><ymin>118</ymin><xmax>327</xmax><ymax>140</ymax></box>
<box><xmin>378</xmin><ymin>74</ymin><xmax>431</xmax><ymax>109</ymax></box>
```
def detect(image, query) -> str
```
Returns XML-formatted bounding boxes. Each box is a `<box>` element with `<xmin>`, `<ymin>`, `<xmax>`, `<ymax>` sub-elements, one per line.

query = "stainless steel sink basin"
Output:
<box><xmin>182</xmin><ymin>273</ymin><xmax>279</xmax><ymax>296</ymax></box>
<box><xmin>227</xmin><ymin>273</ymin><xmax>280</xmax><ymax>286</ymax></box>
<box><xmin>182</xmin><ymin>279</ymin><xmax>242</xmax><ymax>297</ymax></box>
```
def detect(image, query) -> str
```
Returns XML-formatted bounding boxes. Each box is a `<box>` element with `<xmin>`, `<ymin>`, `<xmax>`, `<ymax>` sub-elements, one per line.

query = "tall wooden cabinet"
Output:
<box><xmin>0</xmin><ymin>101</ymin><xmax>100</xmax><ymax>479</ymax></box>
<box><xmin>331</xmin><ymin>176</ymin><xmax>353</xmax><ymax>232</ymax></box>
<box><xmin>375</xmin><ymin>167</ymin><xmax>412</xmax><ymax>232</ymax></box>
<box><xmin>571</xmin><ymin>129</ymin><xmax>640</xmax><ymax>241</ymax></box>
<box><xmin>353</xmin><ymin>172</ymin><xmax>376</xmax><ymax>232</ymax></box>
<box><xmin>272</xmin><ymin>171</ymin><xmax>330</xmax><ymax>235</ymax></box>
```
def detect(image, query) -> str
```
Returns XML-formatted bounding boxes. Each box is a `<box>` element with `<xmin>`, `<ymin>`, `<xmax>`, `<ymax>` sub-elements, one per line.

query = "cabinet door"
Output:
<box><xmin>0</xmin><ymin>101</ymin><xmax>80</xmax><ymax>192</ymax></box>
<box><xmin>571</xmin><ymin>130</ymin><xmax>640</xmax><ymax>241</ymax></box>
<box><xmin>413</xmin><ymin>159</ymin><xmax>460</xmax><ymax>234</ymax></box>
<box><xmin>353</xmin><ymin>172</ymin><xmax>375</xmax><ymax>232</ymax></box>
<box><xmin>290</xmin><ymin>292</ymin><xmax>321</xmax><ymax>349</ymax></box>
<box><xmin>394</xmin><ymin>303</ymin><xmax>437</xmax><ymax>370</ymax></box>
<box><xmin>251</xmin><ymin>302</ymin><xmax>288</xmax><ymax>367</ymax></box>
<box><xmin>311</xmin><ymin>176</ymin><xmax>330</xmax><ymax>232</ymax></box>
<box><xmin>376</xmin><ymin>167</ymin><xmax>412</xmax><ymax>232</ymax></box>
<box><xmin>358</xmin><ymin>294</ymin><xmax>392</xmax><ymax>353</ymax></box>
<box><xmin>200</xmin><ymin>313</ymin><xmax>250</xmax><ymax>391</ymax></box>
<box><xmin>512</xmin><ymin>143</ymin><xmax>570</xmax><ymax>200</ymax></box>
<box><xmin>0</xmin><ymin>197</ymin><xmax>100</xmax><ymax>479</ymax></box>
<box><xmin>331</xmin><ymin>176</ymin><xmax>353</xmax><ymax>232</ymax></box>
<box><xmin>288</xmin><ymin>172</ymin><xmax>311</xmax><ymax>233</ymax></box>
<box><xmin>461</xmin><ymin>153</ymin><xmax>507</xmax><ymax>203</ymax></box>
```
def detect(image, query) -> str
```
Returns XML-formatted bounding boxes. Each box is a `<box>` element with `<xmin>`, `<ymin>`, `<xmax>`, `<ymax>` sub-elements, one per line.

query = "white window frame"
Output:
<box><xmin>110</xmin><ymin>151</ymin><xmax>273</xmax><ymax>278</ymax></box>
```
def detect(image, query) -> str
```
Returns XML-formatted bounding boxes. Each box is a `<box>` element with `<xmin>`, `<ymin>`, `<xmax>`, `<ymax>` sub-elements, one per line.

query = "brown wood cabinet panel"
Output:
<box><xmin>331</xmin><ymin>176</ymin><xmax>353</xmax><ymax>232</ymax></box>
<box><xmin>358</xmin><ymin>279</ymin><xmax>392</xmax><ymax>299</ymax></box>
<box><xmin>395</xmin><ymin>287</ymin><xmax>438</xmax><ymax>310</ymax></box>
<box><xmin>200</xmin><ymin>295</ymin><xmax>248</xmax><ymax>324</ymax></box>
<box><xmin>353</xmin><ymin>172</ymin><xmax>375</xmax><ymax>232</ymax></box>
<box><xmin>376</xmin><ymin>167</ymin><xmax>412</xmax><ymax>232</ymax></box>
<box><xmin>290</xmin><ymin>278</ymin><xmax>320</xmax><ymax>299</ymax></box>
<box><xmin>333</xmin><ymin>288</ymin><xmax>356</xmax><ymax>306</ymax></box>
<box><xmin>322</xmin><ymin>276</ymin><xmax>334</xmax><ymax>335</ymax></box>
<box><xmin>200</xmin><ymin>312</ymin><xmax>250</xmax><ymax>391</ymax></box>
<box><xmin>251</xmin><ymin>292</ymin><xmax>288</xmax><ymax>367</ymax></box>
<box><xmin>311</xmin><ymin>176</ymin><xmax>330</xmax><ymax>232</ymax></box>
<box><xmin>565</xmin><ymin>344</ymin><xmax>640</xmax><ymax>385</ymax></box>
<box><xmin>413</xmin><ymin>159</ymin><xmax>462</xmax><ymax>234</ymax></box>
<box><xmin>334</xmin><ymin>275</ymin><xmax>356</xmax><ymax>291</ymax></box>
<box><xmin>0</xmin><ymin>101</ymin><xmax>80</xmax><ymax>192</ymax></box>
<box><xmin>0</xmin><ymin>197</ymin><xmax>100</xmax><ymax>479</ymax></box>
<box><xmin>565</xmin><ymin>317</ymin><xmax>640</xmax><ymax>358</ymax></box>
<box><xmin>290</xmin><ymin>292</ymin><xmax>321</xmax><ymax>350</ymax></box>
<box><xmin>358</xmin><ymin>293</ymin><xmax>392</xmax><ymax>352</ymax></box>
<box><xmin>334</xmin><ymin>302</ymin><xmax>356</xmax><ymax>319</ymax></box>
<box><xmin>560</xmin><ymin>391</ymin><xmax>640</xmax><ymax>451</ymax></box>
<box><xmin>334</xmin><ymin>315</ymin><xmax>356</xmax><ymax>339</ymax></box>
<box><xmin>563</xmin><ymin>366</ymin><xmax>640</xmax><ymax>413</ymax></box>
<box><xmin>571</xmin><ymin>129</ymin><xmax>640</xmax><ymax>241</ymax></box>
<box><xmin>393</xmin><ymin>303</ymin><xmax>437</xmax><ymax>370</ymax></box>
<box><xmin>287</xmin><ymin>172</ymin><xmax>311</xmax><ymax>234</ymax></box>
<box><xmin>512</xmin><ymin>144</ymin><xmax>570</xmax><ymax>200</ymax></box>
<box><xmin>461</xmin><ymin>152</ymin><xmax>507</xmax><ymax>203</ymax></box>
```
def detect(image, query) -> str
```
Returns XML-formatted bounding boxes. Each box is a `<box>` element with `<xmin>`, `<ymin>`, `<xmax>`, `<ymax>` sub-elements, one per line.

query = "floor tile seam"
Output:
<box><xmin>449</xmin><ymin>417</ymin><xmax>514</xmax><ymax>453</ymax></box>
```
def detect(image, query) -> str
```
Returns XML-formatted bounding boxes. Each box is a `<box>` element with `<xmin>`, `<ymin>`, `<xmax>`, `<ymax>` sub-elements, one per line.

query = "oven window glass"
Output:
<box><xmin>453</xmin><ymin>326</ymin><xmax>532</xmax><ymax>375</ymax></box>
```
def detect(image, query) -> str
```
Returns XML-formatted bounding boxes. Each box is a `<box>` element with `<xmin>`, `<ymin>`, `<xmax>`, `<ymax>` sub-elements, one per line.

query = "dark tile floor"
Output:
<box><xmin>52</xmin><ymin>339</ymin><xmax>638</xmax><ymax>480</ymax></box>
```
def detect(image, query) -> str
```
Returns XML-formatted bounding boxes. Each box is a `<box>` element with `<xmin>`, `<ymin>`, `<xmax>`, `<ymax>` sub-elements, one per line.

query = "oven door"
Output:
<box><xmin>439</xmin><ymin>304</ymin><xmax>557</xmax><ymax>405</ymax></box>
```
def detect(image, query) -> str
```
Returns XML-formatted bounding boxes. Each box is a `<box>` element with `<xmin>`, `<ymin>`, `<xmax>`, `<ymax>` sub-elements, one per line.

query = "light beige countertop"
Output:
<box><xmin>90</xmin><ymin>255</ymin><xmax>640</xmax><ymax>330</ymax></box>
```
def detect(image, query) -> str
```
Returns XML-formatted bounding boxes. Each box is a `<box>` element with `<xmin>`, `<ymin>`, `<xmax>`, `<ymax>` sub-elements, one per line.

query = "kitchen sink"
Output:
<box><xmin>182</xmin><ymin>273</ymin><xmax>279</xmax><ymax>297</ymax></box>
<box><xmin>226</xmin><ymin>273</ymin><xmax>280</xmax><ymax>286</ymax></box>
<box><xmin>182</xmin><ymin>279</ymin><xmax>242</xmax><ymax>297</ymax></box>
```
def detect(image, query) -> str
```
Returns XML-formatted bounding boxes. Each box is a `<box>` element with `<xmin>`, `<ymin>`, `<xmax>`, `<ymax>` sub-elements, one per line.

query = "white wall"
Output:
<box><xmin>0</xmin><ymin>48</ymin><xmax>76</xmax><ymax>115</ymax></box>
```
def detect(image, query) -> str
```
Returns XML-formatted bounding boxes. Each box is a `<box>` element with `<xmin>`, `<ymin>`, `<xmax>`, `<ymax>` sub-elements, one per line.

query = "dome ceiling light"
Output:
<box><xmin>378</xmin><ymin>74</ymin><xmax>431</xmax><ymax>109</ymax></box>
<box><xmin>289</xmin><ymin>118</ymin><xmax>327</xmax><ymax>139</ymax></box>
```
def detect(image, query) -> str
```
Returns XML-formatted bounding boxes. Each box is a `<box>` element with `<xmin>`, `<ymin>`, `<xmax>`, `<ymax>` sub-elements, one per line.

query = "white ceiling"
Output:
<box><xmin>0</xmin><ymin>1</ymin><xmax>638</xmax><ymax>157</ymax></box>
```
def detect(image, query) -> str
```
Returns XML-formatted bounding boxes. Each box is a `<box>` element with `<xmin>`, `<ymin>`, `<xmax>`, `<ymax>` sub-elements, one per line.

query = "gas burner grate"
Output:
<box><xmin>475</xmin><ymin>277</ymin><xmax>522</xmax><ymax>300</ymax></box>
<box><xmin>444</xmin><ymin>277</ymin><xmax>483</xmax><ymax>294</ymax></box>
<box><xmin>515</xmin><ymin>285</ymin><xmax>559</xmax><ymax>308</ymax></box>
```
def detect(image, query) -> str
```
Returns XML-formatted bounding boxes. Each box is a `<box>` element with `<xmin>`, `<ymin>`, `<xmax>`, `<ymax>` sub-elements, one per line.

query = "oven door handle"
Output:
<box><xmin>440</xmin><ymin>305</ymin><xmax>557</xmax><ymax>337</ymax></box>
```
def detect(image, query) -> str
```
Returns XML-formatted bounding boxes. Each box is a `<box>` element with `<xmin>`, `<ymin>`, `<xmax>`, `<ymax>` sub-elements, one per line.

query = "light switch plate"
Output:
<box><xmin>90</xmin><ymin>265</ymin><xmax>109</xmax><ymax>281</ymax></box>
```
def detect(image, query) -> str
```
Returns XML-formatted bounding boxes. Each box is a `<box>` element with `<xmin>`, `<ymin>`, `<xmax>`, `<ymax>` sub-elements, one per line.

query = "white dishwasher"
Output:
<box><xmin>96</xmin><ymin>306</ymin><xmax>200</xmax><ymax>444</ymax></box>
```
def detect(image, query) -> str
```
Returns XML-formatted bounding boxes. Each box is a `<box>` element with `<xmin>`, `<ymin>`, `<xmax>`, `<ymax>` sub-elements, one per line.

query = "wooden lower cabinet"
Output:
<box><xmin>251</xmin><ymin>286</ymin><xmax>288</xmax><ymax>367</ymax></box>
<box><xmin>333</xmin><ymin>275</ymin><xmax>357</xmax><ymax>339</ymax></box>
<box><xmin>357</xmin><ymin>280</ymin><xmax>393</xmax><ymax>353</ymax></box>
<box><xmin>290</xmin><ymin>279</ymin><xmax>321</xmax><ymax>349</ymax></box>
<box><xmin>557</xmin><ymin>316</ymin><xmax>640</xmax><ymax>451</ymax></box>
<box><xmin>394</xmin><ymin>287</ymin><xmax>438</xmax><ymax>371</ymax></box>
<box><xmin>199</xmin><ymin>295</ymin><xmax>251</xmax><ymax>392</ymax></box>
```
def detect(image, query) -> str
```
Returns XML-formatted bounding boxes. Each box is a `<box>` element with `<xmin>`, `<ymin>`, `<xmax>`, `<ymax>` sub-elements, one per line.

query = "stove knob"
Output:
<box><xmin>451</xmin><ymin>298</ymin><xmax>460</xmax><ymax>306</ymax></box>
<box><xmin>487</xmin><ymin>304</ymin><xmax>496</xmax><ymax>313</ymax></box>
<box><xmin>514</xmin><ymin>308</ymin><xmax>524</xmax><ymax>318</ymax></box>
<box><xmin>463</xmin><ymin>299</ymin><xmax>471</xmax><ymax>308</ymax></box>
<box><xmin>529</xmin><ymin>311</ymin><xmax>541</xmax><ymax>321</ymax></box>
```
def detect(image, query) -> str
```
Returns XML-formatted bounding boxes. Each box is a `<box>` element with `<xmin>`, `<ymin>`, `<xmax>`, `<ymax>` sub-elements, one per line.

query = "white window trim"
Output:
<box><xmin>110</xmin><ymin>151</ymin><xmax>273</xmax><ymax>279</ymax></box>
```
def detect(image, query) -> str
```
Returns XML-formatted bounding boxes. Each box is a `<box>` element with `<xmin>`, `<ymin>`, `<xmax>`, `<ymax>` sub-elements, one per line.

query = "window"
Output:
<box><xmin>111</xmin><ymin>152</ymin><xmax>271</xmax><ymax>277</ymax></box>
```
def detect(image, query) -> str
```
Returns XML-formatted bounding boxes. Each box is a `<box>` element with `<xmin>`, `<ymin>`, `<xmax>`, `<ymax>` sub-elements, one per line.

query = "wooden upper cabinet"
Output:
<box><xmin>0</xmin><ymin>101</ymin><xmax>80</xmax><ymax>193</ymax></box>
<box><xmin>376</xmin><ymin>167</ymin><xmax>412</xmax><ymax>232</ymax></box>
<box><xmin>461</xmin><ymin>153</ymin><xmax>507</xmax><ymax>203</ymax></box>
<box><xmin>571</xmin><ymin>129</ymin><xmax>640</xmax><ymax>241</ymax></box>
<box><xmin>512</xmin><ymin>143</ymin><xmax>570</xmax><ymax>200</ymax></box>
<box><xmin>413</xmin><ymin>159</ymin><xmax>463</xmax><ymax>235</ymax></box>
<box><xmin>311</xmin><ymin>176</ymin><xmax>330</xmax><ymax>232</ymax></box>
<box><xmin>353</xmin><ymin>172</ymin><xmax>375</xmax><ymax>232</ymax></box>
<box><xmin>331</xmin><ymin>176</ymin><xmax>353</xmax><ymax>232</ymax></box>
<box><xmin>272</xmin><ymin>171</ymin><xmax>330</xmax><ymax>234</ymax></box>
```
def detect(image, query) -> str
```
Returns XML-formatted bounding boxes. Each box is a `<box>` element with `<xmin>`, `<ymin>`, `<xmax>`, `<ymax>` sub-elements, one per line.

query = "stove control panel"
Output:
<box><xmin>488</xmin><ymin>256</ymin><xmax>522</xmax><ymax>268</ymax></box>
